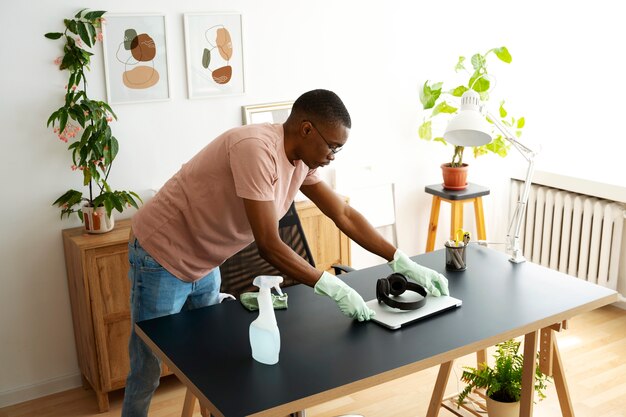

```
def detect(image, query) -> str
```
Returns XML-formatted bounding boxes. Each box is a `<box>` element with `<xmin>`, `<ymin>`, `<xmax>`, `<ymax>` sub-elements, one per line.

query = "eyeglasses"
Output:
<box><xmin>307</xmin><ymin>120</ymin><xmax>343</xmax><ymax>154</ymax></box>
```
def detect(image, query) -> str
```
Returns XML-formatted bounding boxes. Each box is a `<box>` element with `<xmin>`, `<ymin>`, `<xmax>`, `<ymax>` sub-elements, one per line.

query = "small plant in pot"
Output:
<box><xmin>457</xmin><ymin>339</ymin><xmax>551</xmax><ymax>417</ymax></box>
<box><xmin>419</xmin><ymin>46</ymin><xmax>525</xmax><ymax>190</ymax></box>
<box><xmin>46</xmin><ymin>9</ymin><xmax>141</xmax><ymax>233</ymax></box>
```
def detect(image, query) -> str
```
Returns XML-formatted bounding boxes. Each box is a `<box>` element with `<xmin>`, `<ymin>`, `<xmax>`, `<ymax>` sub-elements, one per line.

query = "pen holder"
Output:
<box><xmin>445</xmin><ymin>242</ymin><xmax>466</xmax><ymax>271</ymax></box>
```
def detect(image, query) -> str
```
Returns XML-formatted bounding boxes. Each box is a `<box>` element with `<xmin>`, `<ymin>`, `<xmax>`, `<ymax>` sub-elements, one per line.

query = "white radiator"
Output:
<box><xmin>510</xmin><ymin>180</ymin><xmax>626</xmax><ymax>290</ymax></box>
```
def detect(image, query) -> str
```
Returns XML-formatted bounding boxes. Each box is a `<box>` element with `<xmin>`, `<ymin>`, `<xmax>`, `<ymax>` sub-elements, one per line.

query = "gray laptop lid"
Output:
<box><xmin>366</xmin><ymin>294</ymin><xmax>462</xmax><ymax>330</ymax></box>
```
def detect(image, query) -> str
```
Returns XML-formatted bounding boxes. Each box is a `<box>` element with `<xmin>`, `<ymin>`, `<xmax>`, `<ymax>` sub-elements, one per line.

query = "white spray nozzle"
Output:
<box><xmin>274</xmin><ymin>284</ymin><xmax>283</xmax><ymax>296</ymax></box>
<box><xmin>253</xmin><ymin>275</ymin><xmax>284</xmax><ymax>295</ymax></box>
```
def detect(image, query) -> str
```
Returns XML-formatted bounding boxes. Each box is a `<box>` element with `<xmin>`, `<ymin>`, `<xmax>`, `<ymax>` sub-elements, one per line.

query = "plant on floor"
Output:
<box><xmin>46</xmin><ymin>8</ymin><xmax>141</xmax><ymax>221</ymax></box>
<box><xmin>457</xmin><ymin>339</ymin><xmax>551</xmax><ymax>406</ymax></box>
<box><xmin>419</xmin><ymin>46</ymin><xmax>525</xmax><ymax>167</ymax></box>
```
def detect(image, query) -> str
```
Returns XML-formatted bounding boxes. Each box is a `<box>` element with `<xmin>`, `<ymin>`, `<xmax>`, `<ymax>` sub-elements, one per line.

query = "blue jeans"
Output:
<box><xmin>121</xmin><ymin>237</ymin><xmax>221</xmax><ymax>417</ymax></box>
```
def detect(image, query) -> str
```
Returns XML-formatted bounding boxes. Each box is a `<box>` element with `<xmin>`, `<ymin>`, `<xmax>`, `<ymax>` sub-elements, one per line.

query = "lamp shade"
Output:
<box><xmin>443</xmin><ymin>90</ymin><xmax>493</xmax><ymax>147</ymax></box>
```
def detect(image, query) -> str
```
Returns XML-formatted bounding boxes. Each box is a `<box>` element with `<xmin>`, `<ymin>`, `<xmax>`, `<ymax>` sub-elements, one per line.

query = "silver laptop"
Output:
<box><xmin>366</xmin><ymin>294</ymin><xmax>462</xmax><ymax>330</ymax></box>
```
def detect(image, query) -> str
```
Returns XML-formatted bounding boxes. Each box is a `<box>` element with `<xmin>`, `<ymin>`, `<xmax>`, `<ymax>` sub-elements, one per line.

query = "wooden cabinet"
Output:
<box><xmin>62</xmin><ymin>219</ymin><xmax>170</xmax><ymax>412</ymax></box>
<box><xmin>295</xmin><ymin>199</ymin><xmax>351</xmax><ymax>272</ymax></box>
<box><xmin>62</xmin><ymin>202</ymin><xmax>349</xmax><ymax>411</ymax></box>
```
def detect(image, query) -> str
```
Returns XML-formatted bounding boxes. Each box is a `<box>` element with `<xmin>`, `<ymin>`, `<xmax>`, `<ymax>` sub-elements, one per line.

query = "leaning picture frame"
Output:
<box><xmin>241</xmin><ymin>101</ymin><xmax>294</xmax><ymax>125</ymax></box>
<box><xmin>101</xmin><ymin>13</ymin><xmax>171</xmax><ymax>104</ymax></box>
<box><xmin>183</xmin><ymin>12</ymin><xmax>245</xmax><ymax>99</ymax></box>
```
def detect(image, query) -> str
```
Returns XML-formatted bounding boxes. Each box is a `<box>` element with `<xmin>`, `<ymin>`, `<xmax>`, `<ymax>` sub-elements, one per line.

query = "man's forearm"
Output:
<box><xmin>256</xmin><ymin>238</ymin><xmax>323</xmax><ymax>287</ymax></box>
<box><xmin>336</xmin><ymin>205</ymin><xmax>396</xmax><ymax>262</ymax></box>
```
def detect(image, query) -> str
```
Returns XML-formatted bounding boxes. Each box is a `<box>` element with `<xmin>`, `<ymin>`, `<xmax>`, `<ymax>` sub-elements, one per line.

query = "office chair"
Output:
<box><xmin>219</xmin><ymin>201</ymin><xmax>353</xmax><ymax>297</ymax></box>
<box><xmin>184</xmin><ymin>202</ymin><xmax>359</xmax><ymax>417</ymax></box>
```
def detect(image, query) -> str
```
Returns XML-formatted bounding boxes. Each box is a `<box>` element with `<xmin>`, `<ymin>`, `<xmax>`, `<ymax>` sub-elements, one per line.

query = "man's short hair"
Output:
<box><xmin>291</xmin><ymin>89</ymin><xmax>351</xmax><ymax>129</ymax></box>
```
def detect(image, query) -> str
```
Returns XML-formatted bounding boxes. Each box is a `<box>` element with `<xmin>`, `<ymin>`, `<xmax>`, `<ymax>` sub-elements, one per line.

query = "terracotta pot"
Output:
<box><xmin>441</xmin><ymin>163</ymin><xmax>468</xmax><ymax>190</ymax></box>
<box><xmin>82</xmin><ymin>205</ymin><xmax>115</xmax><ymax>234</ymax></box>
<box><xmin>486</xmin><ymin>396</ymin><xmax>520</xmax><ymax>417</ymax></box>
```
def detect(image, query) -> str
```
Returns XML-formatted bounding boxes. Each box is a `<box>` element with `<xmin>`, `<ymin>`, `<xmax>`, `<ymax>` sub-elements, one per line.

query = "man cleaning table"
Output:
<box><xmin>122</xmin><ymin>89</ymin><xmax>448</xmax><ymax>417</ymax></box>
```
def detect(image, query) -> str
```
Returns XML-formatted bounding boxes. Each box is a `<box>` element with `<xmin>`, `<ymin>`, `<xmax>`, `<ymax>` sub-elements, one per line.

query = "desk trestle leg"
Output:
<box><xmin>542</xmin><ymin>325</ymin><xmax>575</xmax><ymax>417</ymax></box>
<box><xmin>430</xmin><ymin>323</ymin><xmax>575</xmax><ymax>417</ymax></box>
<box><xmin>182</xmin><ymin>388</ymin><xmax>212</xmax><ymax>417</ymax></box>
<box><xmin>426</xmin><ymin>360</ymin><xmax>454</xmax><ymax>417</ymax></box>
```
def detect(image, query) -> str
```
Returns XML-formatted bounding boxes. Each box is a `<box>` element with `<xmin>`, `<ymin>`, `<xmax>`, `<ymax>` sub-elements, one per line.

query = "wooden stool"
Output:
<box><xmin>425</xmin><ymin>183</ymin><xmax>490</xmax><ymax>252</ymax></box>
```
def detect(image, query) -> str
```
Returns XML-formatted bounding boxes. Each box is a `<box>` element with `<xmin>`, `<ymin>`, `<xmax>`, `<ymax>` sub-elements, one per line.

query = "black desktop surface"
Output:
<box><xmin>136</xmin><ymin>246</ymin><xmax>615</xmax><ymax>417</ymax></box>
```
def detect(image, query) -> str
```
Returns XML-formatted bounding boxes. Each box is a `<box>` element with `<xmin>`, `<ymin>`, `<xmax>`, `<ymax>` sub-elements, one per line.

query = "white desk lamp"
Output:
<box><xmin>443</xmin><ymin>90</ymin><xmax>538</xmax><ymax>263</ymax></box>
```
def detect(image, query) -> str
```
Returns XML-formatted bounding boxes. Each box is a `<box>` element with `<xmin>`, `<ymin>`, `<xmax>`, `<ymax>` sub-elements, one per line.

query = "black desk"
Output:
<box><xmin>136</xmin><ymin>246</ymin><xmax>617</xmax><ymax>417</ymax></box>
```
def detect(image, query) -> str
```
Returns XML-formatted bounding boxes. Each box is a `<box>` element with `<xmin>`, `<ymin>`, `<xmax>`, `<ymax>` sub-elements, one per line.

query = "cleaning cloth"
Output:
<box><xmin>240</xmin><ymin>292</ymin><xmax>289</xmax><ymax>311</ymax></box>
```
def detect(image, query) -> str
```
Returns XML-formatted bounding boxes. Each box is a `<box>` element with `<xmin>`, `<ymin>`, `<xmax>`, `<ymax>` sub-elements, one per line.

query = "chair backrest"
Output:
<box><xmin>219</xmin><ymin>202</ymin><xmax>315</xmax><ymax>297</ymax></box>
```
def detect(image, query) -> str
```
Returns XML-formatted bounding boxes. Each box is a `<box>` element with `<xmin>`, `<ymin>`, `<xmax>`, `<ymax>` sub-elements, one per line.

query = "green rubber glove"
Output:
<box><xmin>388</xmin><ymin>249</ymin><xmax>449</xmax><ymax>296</ymax></box>
<box><xmin>314</xmin><ymin>271</ymin><xmax>375</xmax><ymax>322</ymax></box>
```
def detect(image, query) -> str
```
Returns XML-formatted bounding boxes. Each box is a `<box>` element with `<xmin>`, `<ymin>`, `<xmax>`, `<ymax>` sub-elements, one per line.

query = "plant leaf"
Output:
<box><xmin>52</xmin><ymin>189</ymin><xmax>83</xmax><ymax>207</ymax></box>
<box><xmin>469</xmin><ymin>70</ymin><xmax>490</xmax><ymax>92</ymax></box>
<box><xmin>470</xmin><ymin>53</ymin><xmax>486</xmax><ymax>71</ymax></box>
<box><xmin>451</xmin><ymin>85</ymin><xmax>468</xmax><ymax>97</ymax></box>
<box><xmin>77</xmin><ymin>21</ymin><xmax>92</xmax><ymax>47</ymax></box>
<box><xmin>59</xmin><ymin>110</ymin><xmax>68</xmax><ymax>136</ymax></box>
<box><xmin>47</xmin><ymin>111</ymin><xmax>59</xmax><ymax>128</ymax></box>
<box><xmin>109</xmin><ymin>136</ymin><xmax>119</xmax><ymax>161</ymax></box>
<box><xmin>494</xmin><ymin>46</ymin><xmax>512</xmax><ymax>63</ymax></box>
<box><xmin>418</xmin><ymin>120</ymin><xmax>432</xmax><ymax>140</ymax></box>
<box><xmin>86</xmin><ymin>23</ymin><xmax>96</xmax><ymax>46</ymax></box>
<box><xmin>420</xmin><ymin>81</ymin><xmax>442</xmax><ymax>110</ymax></box>
<box><xmin>454</xmin><ymin>56</ymin><xmax>466</xmax><ymax>72</ymax></box>
<box><xmin>432</xmin><ymin>101</ymin><xmax>457</xmax><ymax>116</ymax></box>
<box><xmin>67</xmin><ymin>19</ymin><xmax>77</xmax><ymax>35</ymax></box>
<box><xmin>499</xmin><ymin>101</ymin><xmax>508</xmax><ymax>118</ymax></box>
<box><xmin>45</xmin><ymin>32</ymin><xmax>64</xmax><ymax>39</ymax></box>
<box><xmin>84</xmin><ymin>10</ymin><xmax>106</xmax><ymax>20</ymax></box>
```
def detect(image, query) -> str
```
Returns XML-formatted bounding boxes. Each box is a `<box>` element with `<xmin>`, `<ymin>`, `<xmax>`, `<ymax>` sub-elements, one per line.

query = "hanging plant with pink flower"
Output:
<box><xmin>46</xmin><ymin>8</ymin><xmax>141</xmax><ymax>222</ymax></box>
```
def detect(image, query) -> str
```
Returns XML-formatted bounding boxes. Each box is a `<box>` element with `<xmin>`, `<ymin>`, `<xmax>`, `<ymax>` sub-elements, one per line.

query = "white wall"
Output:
<box><xmin>1</xmin><ymin>0</ymin><xmax>625</xmax><ymax>406</ymax></box>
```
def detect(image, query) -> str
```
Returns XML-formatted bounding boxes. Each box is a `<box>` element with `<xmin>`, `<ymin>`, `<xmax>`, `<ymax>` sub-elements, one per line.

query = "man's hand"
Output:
<box><xmin>388</xmin><ymin>249</ymin><xmax>449</xmax><ymax>296</ymax></box>
<box><xmin>314</xmin><ymin>272</ymin><xmax>375</xmax><ymax>321</ymax></box>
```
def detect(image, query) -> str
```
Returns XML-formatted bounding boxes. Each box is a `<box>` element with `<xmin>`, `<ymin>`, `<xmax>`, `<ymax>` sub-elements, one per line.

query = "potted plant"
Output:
<box><xmin>457</xmin><ymin>339</ymin><xmax>551</xmax><ymax>417</ymax></box>
<box><xmin>419</xmin><ymin>46</ymin><xmax>525</xmax><ymax>190</ymax></box>
<box><xmin>46</xmin><ymin>9</ymin><xmax>141</xmax><ymax>233</ymax></box>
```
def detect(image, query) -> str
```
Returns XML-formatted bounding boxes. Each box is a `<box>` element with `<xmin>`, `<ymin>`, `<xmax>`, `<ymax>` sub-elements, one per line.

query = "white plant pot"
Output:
<box><xmin>82</xmin><ymin>205</ymin><xmax>115</xmax><ymax>234</ymax></box>
<box><xmin>486</xmin><ymin>396</ymin><xmax>520</xmax><ymax>417</ymax></box>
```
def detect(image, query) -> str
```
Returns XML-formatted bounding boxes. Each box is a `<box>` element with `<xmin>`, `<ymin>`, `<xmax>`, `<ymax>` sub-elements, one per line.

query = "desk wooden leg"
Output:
<box><xmin>450</xmin><ymin>202</ymin><xmax>463</xmax><ymax>241</ymax></box>
<box><xmin>473</xmin><ymin>197</ymin><xmax>486</xmax><ymax>241</ymax></box>
<box><xmin>427</xmin><ymin>196</ymin><xmax>442</xmax><ymax>252</ymax></box>
<box><xmin>520</xmin><ymin>331</ymin><xmax>538</xmax><ymax>417</ymax></box>
<box><xmin>426</xmin><ymin>360</ymin><xmax>453</xmax><ymax>417</ymax></box>
<box><xmin>552</xmin><ymin>336</ymin><xmax>575</xmax><ymax>417</ymax></box>
<box><xmin>182</xmin><ymin>388</ymin><xmax>195</xmax><ymax>417</ymax></box>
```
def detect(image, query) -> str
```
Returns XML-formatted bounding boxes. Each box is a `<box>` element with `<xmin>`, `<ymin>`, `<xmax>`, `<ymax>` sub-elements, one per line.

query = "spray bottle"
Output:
<box><xmin>249</xmin><ymin>275</ymin><xmax>283</xmax><ymax>365</ymax></box>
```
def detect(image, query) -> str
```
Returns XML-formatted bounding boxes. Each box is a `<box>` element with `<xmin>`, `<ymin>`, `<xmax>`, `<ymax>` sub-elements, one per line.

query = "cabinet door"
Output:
<box><xmin>86</xmin><ymin>244</ymin><xmax>132</xmax><ymax>391</ymax></box>
<box><xmin>296</xmin><ymin>201</ymin><xmax>351</xmax><ymax>272</ymax></box>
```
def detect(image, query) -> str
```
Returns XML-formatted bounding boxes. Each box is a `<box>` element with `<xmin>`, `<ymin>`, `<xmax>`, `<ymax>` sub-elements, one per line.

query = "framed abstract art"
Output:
<box><xmin>183</xmin><ymin>12</ymin><xmax>245</xmax><ymax>99</ymax></box>
<box><xmin>101</xmin><ymin>13</ymin><xmax>171</xmax><ymax>104</ymax></box>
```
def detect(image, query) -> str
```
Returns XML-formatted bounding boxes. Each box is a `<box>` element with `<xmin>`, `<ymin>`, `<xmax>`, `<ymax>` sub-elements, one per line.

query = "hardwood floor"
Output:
<box><xmin>2</xmin><ymin>305</ymin><xmax>625</xmax><ymax>417</ymax></box>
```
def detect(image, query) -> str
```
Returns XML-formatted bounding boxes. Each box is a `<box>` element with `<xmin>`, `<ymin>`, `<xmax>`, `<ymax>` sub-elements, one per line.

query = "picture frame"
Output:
<box><xmin>184</xmin><ymin>12</ymin><xmax>245</xmax><ymax>99</ymax></box>
<box><xmin>101</xmin><ymin>13</ymin><xmax>171</xmax><ymax>104</ymax></box>
<box><xmin>242</xmin><ymin>101</ymin><xmax>293</xmax><ymax>125</ymax></box>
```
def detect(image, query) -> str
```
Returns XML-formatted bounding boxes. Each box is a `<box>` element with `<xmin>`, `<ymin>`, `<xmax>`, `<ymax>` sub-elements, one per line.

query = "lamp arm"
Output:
<box><xmin>485</xmin><ymin>110</ymin><xmax>539</xmax><ymax>263</ymax></box>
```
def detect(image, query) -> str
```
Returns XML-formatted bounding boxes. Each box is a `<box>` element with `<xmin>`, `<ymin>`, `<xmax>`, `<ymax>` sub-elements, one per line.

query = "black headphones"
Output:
<box><xmin>376</xmin><ymin>273</ymin><xmax>427</xmax><ymax>311</ymax></box>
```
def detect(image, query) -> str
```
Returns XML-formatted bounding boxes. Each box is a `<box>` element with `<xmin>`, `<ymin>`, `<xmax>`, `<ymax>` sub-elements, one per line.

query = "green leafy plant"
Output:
<box><xmin>46</xmin><ymin>9</ymin><xmax>141</xmax><ymax>220</ymax></box>
<box><xmin>457</xmin><ymin>339</ymin><xmax>551</xmax><ymax>406</ymax></box>
<box><xmin>419</xmin><ymin>46</ymin><xmax>525</xmax><ymax>167</ymax></box>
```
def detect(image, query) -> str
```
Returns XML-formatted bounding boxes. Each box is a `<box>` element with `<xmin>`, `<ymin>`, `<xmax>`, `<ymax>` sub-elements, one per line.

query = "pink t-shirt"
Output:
<box><xmin>132</xmin><ymin>123</ymin><xmax>321</xmax><ymax>282</ymax></box>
